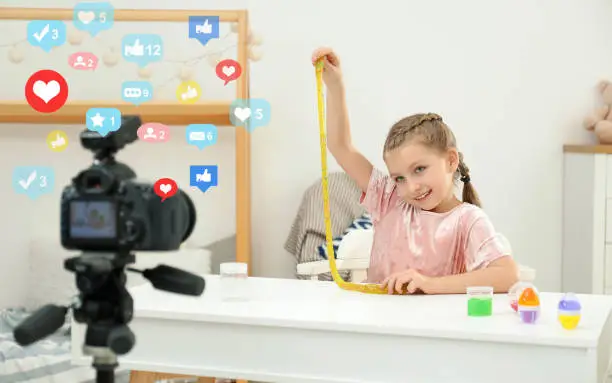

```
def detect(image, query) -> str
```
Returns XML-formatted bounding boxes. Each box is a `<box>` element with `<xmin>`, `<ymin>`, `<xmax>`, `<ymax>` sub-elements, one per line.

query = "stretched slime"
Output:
<box><xmin>315</xmin><ymin>60</ymin><xmax>386</xmax><ymax>294</ymax></box>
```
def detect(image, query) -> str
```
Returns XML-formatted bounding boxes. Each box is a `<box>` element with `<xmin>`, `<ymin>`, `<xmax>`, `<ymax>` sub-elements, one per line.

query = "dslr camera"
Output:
<box><xmin>13</xmin><ymin>116</ymin><xmax>205</xmax><ymax>383</ymax></box>
<box><xmin>60</xmin><ymin>115</ymin><xmax>196</xmax><ymax>251</ymax></box>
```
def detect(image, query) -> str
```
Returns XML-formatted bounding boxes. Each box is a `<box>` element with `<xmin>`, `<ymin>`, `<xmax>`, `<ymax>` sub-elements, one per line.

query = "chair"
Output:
<box><xmin>296</xmin><ymin>229</ymin><xmax>536</xmax><ymax>283</ymax></box>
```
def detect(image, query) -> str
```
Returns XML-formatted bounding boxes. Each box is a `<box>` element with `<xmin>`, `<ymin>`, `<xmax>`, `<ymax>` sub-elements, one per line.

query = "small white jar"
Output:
<box><xmin>219</xmin><ymin>262</ymin><xmax>248</xmax><ymax>301</ymax></box>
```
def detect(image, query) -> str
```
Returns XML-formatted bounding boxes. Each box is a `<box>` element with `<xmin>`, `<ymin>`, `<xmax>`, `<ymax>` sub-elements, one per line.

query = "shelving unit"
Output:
<box><xmin>0</xmin><ymin>7</ymin><xmax>251</xmax><ymax>383</ymax></box>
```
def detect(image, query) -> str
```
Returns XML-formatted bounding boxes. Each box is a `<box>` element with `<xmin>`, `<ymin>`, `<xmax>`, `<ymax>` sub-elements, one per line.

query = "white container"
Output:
<box><xmin>219</xmin><ymin>262</ymin><xmax>248</xmax><ymax>301</ymax></box>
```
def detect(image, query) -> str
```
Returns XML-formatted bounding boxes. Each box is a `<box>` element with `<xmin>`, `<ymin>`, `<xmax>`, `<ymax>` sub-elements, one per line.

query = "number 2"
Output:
<box><xmin>39</xmin><ymin>176</ymin><xmax>47</xmax><ymax>188</ymax></box>
<box><xmin>146</xmin><ymin>44</ymin><xmax>161</xmax><ymax>56</ymax></box>
<box><xmin>159</xmin><ymin>131</ymin><xmax>165</xmax><ymax>139</ymax></box>
<box><xmin>87</xmin><ymin>59</ymin><xmax>93</xmax><ymax>67</ymax></box>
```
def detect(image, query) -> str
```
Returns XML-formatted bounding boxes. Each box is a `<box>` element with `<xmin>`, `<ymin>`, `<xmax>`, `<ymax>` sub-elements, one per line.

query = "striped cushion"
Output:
<box><xmin>317</xmin><ymin>214</ymin><xmax>372</xmax><ymax>259</ymax></box>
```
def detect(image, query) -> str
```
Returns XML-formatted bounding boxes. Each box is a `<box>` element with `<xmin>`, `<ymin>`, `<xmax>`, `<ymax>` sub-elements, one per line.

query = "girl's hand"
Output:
<box><xmin>311</xmin><ymin>46</ymin><xmax>343</xmax><ymax>88</ymax></box>
<box><xmin>381</xmin><ymin>269</ymin><xmax>431</xmax><ymax>295</ymax></box>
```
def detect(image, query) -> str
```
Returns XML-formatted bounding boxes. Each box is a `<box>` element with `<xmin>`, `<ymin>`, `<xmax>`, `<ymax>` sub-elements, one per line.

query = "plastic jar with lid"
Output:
<box><xmin>219</xmin><ymin>262</ymin><xmax>248</xmax><ymax>301</ymax></box>
<box><xmin>466</xmin><ymin>286</ymin><xmax>493</xmax><ymax>317</ymax></box>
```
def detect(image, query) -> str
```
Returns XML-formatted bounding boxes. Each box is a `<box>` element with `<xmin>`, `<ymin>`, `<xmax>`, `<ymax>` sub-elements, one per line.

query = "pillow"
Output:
<box><xmin>317</xmin><ymin>213</ymin><xmax>373</xmax><ymax>259</ymax></box>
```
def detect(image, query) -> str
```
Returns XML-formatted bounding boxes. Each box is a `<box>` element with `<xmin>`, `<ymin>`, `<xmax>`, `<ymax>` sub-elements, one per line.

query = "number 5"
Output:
<box><xmin>39</xmin><ymin>176</ymin><xmax>47</xmax><ymax>188</ymax></box>
<box><xmin>99</xmin><ymin>12</ymin><xmax>106</xmax><ymax>23</ymax></box>
<box><xmin>255</xmin><ymin>108</ymin><xmax>264</xmax><ymax>119</ymax></box>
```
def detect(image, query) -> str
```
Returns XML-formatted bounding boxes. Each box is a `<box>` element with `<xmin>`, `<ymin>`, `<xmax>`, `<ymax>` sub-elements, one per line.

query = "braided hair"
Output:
<box><xmin>383</xmin><ymin>113</ymin><xmax>482</xmax><ymax>207</ymax></box>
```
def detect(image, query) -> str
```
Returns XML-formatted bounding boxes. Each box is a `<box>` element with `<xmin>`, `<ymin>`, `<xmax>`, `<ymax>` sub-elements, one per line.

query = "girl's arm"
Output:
<box><xmin>425</xmin><ymin>256</ymin><xmax>519</xmax><ymax>294</ymax></box>
<box><xmin>326</xmin><ymin>83</ymin><xmax>373</xmax><ymax>193</ymax></box>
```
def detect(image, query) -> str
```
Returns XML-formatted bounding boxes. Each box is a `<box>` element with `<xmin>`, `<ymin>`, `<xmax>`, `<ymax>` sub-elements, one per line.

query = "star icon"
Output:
<box><xmin>90</xmin><ymin>113</ymin><xmax>105</xmax><ymax>127</ymax></box>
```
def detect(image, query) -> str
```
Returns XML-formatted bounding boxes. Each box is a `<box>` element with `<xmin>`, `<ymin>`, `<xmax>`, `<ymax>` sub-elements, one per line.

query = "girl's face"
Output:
<box><xmin>384</xmin><ymin>141</ymin><xmax>459</xmax><ymax>212</ymax></box>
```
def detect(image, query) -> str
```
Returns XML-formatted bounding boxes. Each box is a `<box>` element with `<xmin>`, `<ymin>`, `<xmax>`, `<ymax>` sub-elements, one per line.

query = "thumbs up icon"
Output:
<box><xmin>51</xmin><ymin>133</ymin><xmax>66</xmax><ymax>148</ymax></box>
<box><xmin>195</xmin><ymin>19</ymin><xmax>212</xmax><ymax>34</ymax></box>
<box><xmin>124</xmin><ymin>39</ymin><xmax>144</xmax><ymax>56</ymax></box>
<box><xmin>196</xmin><ymin>168</ymin><xmax>212</xmax><ymax>183</ymax></box>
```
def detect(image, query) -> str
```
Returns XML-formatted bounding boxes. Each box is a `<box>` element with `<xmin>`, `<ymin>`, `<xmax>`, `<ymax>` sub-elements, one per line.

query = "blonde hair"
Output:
<box><xmin>383</xmin><ymin>113</ymin><xmax>481</xmax><ymax>207</ymax></box>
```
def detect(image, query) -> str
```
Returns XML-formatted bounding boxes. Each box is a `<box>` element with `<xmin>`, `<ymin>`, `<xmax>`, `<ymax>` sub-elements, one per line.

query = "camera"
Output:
<box><xmin>13</xmin><ymin>116</ymin><xmax>205</xmax><ymax>383</ymax></box>
<box><xmin>60</xmin><ymin>115</ymin><xmax>196</xmax><ymax>252</ymax></box>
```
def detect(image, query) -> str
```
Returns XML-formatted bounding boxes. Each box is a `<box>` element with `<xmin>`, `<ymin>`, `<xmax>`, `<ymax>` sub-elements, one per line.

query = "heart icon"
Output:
<box><xmin>160</xmin><ymin>184</ymin><xmax>172</xmax><ymax>194</ymax></box>
<box><xmin>32</xmin><ymin>80</ymin><xmax>60</xmax><ymax>104</ymax></box>
<box><xmin>234</xmin><ymin>107</ymin><xmax>251</xmax><ymax>122</ymax></box>
<box><xmin>222</xmin><ymin>66</ymin><xmax>235</xmax><ymax>76</ymax></box>
<box><xmin>78</xmin><ymin>11</ymin><xmax>96</xmax><ymax>24</ymax></box>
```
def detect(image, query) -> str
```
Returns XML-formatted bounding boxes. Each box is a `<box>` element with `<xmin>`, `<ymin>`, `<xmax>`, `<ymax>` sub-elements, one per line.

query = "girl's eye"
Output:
<box><xmin>415</xmin><ymin>166</ymin><xmax>426</xmax><ymax>174</ymax></box>
<box><xmin>394</xmin><ymin>176</ymin><xmax>406</xmax><ymax>183</ymax></box>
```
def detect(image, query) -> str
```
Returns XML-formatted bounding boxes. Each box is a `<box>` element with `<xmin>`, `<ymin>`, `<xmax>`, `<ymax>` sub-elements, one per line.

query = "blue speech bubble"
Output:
<box><xmin>229</xmin><ymin>98</ymin><xmax>272</xmax><ymax>132</ymax></box>
<box><xmin>186</xmin><ymin>124</ymin><xmax>218</xmax><ymax>150</ymax></box>
<box><xmin>121</xmin><ymin>81</ymin><xmax>153</xmax><ymax>105</ymax></box>
<box><xmin>12</xmin><ymin>166</ymin><xmax>55</xmax><ymax>200</ymax></box>
<box><xmin>73</xmin><ymin>2</ymin><xmax>114</xmax><ymax>36</ymax></box>
<box><xmin>188</xmin><ymin>16</ymin><xmax>219</xmax><ymax>47</ymax></box>
<box><xmin>189</xmin><ymin>165</ymin><xmax>218</xmax><ymax>193</ymax></box>
<box><xmin>27</xmin><ymin>20</ymin><xmax>66</xmax><ymax>52</ymax></box>
<box><xmin>121</xmin><ymin>34</ymin><xmax>164</xmax><ymax>68</ymax></box>
<box><xmin>86</xmin><ymin>108</ymin><xmax>122</xmax><ymax>137</ymax></box>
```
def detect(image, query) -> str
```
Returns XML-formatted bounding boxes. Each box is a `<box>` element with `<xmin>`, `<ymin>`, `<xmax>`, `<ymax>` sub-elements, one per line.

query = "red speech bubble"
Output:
<box><xmin>153</xmin><ymin>177</ymin><xmax>178</xmax><ymax>202</ymax></box>
<box><xmin>137</xmin><ymin>123</ymin><xmax>170</xmax><ymax>143</ymax></box>
<box><xmin>215</xmin><ymin>59</ymin><xmax>242</xmax><ymax>86</ymax></box>
<box><xmin>68</xmin><ymin>52</ymin><xmax>99</xmax><ymax>70</ymax></box>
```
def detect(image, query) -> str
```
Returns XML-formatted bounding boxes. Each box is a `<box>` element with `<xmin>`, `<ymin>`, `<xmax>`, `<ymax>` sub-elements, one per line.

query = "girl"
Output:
<box><xmin>311</xmin><ymin>47</ymin><xmax>518</xmax><ymax>295</ymax></box>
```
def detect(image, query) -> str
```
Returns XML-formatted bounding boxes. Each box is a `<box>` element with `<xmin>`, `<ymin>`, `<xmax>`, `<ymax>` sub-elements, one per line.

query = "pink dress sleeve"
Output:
<box><xmin>463</xmin><ymin>215</ymin><xmax>512</xmax><ymax>272</ymax></box>
<box><xmin>359</xmin><ymin>168</ymin><xmax>399</xmax><ymax>224</ymax></box>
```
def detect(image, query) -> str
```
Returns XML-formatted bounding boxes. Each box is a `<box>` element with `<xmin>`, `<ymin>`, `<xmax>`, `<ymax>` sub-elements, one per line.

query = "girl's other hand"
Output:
<box><xmin>381</xmin><ymin>269</ymin><xmax>431</xmax><ymax>295</ymax></box>
<box><xmin>311</xmin><ymin>46</ymin><xmax>343</xmax><ymax>88</ymax></box>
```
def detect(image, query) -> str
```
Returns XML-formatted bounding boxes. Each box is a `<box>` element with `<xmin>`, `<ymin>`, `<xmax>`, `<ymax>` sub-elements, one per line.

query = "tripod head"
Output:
<box><xmin>13</xmin><ymin>251</ymin><xmax>205</xmax><ymax>383</ymax></box>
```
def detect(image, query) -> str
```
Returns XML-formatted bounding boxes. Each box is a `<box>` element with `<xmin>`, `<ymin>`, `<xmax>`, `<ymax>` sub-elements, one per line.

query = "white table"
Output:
<box><xmin>72</xmin><ymin>275</ymin><xmax>612</xmax><ymax>383</ymax></box>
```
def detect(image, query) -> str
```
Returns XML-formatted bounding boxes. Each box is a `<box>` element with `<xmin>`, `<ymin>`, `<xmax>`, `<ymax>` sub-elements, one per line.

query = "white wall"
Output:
<box><xmin>1</xmin><ymin>0</ymin><xmax>611</xmax><ymax>307</ymax></box>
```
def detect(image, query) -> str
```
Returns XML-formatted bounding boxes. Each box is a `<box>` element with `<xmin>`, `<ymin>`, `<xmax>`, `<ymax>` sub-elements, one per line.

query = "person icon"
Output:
<box><xmin>144</xmin><ymin>127</ymin><xmax>157</xmax><ymax>140</ymax></box>
<box><xmin>74</xmin><ymin>56</ymin><xmax>86</xmax><ymax>67</ymax></box>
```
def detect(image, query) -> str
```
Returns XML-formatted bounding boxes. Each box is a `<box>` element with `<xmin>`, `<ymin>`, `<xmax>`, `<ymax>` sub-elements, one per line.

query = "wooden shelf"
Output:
<box><xmin>0</xmin><ymin>7</ymin><xmax>241</xmax><ymax>22</ymax></box>
<box><xmin>0</xmin><ymin>101</ymin><xmax>232</xmax><ymax>126</ymax></box>
<box><xmin>564</xmin><ymin>145</ymin><xmax>612</xmax><ymax>155</ymax></box>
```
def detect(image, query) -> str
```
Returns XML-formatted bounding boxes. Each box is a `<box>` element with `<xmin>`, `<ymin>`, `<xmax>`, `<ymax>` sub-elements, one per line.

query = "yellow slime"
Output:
<box><xmin>315</xmin><ymin>60</ymin><xmax>387</xmax><ymax>294</ymax></box>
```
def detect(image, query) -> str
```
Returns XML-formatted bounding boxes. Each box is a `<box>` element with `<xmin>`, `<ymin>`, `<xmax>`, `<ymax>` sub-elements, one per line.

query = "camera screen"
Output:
<box><xmin>69</xmin><ymin>201</ymin><xmax>116</xmax><ymax>239</ymax></box>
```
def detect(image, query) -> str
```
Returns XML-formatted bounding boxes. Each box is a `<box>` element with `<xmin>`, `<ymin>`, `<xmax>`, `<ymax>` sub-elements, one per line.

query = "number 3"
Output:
<box><xmin>39</xmin><ymin>176</ymin><xmax>47</xmax><ymax>188</ymax></box>
<box><xmin>52</xmin><ymin>29</ymin><xmax>58</xmax><ymax>40</ymax></box>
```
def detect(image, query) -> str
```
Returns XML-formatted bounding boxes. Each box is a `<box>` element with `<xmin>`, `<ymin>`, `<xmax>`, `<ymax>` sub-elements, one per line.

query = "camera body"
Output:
<box><xmin>60</xmin><ymin>116</ymin><xmax>196</xmax><ymax>252</ymax></box>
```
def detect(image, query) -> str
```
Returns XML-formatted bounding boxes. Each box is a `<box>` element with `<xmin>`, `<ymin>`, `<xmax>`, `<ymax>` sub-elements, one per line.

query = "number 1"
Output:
<box><xmin>111</xmin><ymin>117</ymin><xmax>115</xmax><ymax>126</ymax></box>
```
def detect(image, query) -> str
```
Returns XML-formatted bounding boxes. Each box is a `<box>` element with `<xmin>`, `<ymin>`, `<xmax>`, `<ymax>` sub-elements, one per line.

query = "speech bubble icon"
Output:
<box><xmin>215</xmin><ymin>59</ymin><xmax>242</xmax><ymax>86</ymax></box>
<box><xmin>153</xmin><ymin>177</ymin><xmax>178</xmax><ymax>202</ymax></box>
<box><xmin>73</xmin><ymin>2</ymin><xmax>114</xmax><ymax>36</ymax></box>
<box><xmin>189</xmin><ymin>165</ymin><xmax>218</xmax><ymax>193</ymax></box>
<box><xmin>122</xmin><ymin>34</ymin><xmax>164</xmax><ymax>68</ymax></box>
<box><xmin>12</xmin><ymin>166</ymin><xmax>55</xmax><ymax>200</ymax></box>
<box><xmin>185</xmin><ymin>124</ymin><xmax>217</xmax><ymax>150</ymax></box>
<box><xmin>229</xmin><ymin>98</ymin><xmax>272</xmax><ymax>133</ymax></box>
<box><xmin>138</xmin><ymin>123</ymin><xmax>170</xmax><ymax>143</ymax></box>
<box><xmin>27</xmin><ymin>20</ymin><xmax>66</xmax><ymax>52</ymax></box>
<box><xmin>86</xmin><ymin>108</ymin><xmax>122</xmax><ymax>137</ymax></box>
<box><xmin>188</xmin><ymin>16</ymin><xmax>220</xmax><ymax>47</ymax></box>
<box><xmin>121</xmin><ymin>81</ymin><xmax>153</xmax><ymax>105</ymax></box>
<box><xmin>68</xmin><ymin>52</ymin><xmax>99</xmax><ymax>70</ymax></box>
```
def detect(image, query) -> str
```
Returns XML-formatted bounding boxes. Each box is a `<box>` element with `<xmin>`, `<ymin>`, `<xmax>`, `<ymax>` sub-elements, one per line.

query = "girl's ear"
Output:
<box><xmin>447</xmin><ymin>148</ymin><xmax>459</xmax><ymax>173</ymax></box>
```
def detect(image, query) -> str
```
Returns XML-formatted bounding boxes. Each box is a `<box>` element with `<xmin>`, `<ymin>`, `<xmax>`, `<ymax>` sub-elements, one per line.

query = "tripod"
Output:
<box><xmin>13</xmin><ymin>251</ymin><xmax>205</xmax><ymax>383</ymax></box>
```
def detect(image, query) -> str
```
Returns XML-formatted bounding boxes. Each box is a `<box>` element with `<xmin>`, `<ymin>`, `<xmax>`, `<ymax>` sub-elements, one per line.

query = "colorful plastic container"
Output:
<box><xmin>508</xmin><ymin>281</ymin><xmax>537</xmax><ymax>313</ymax></box>
<box><xmin>518</xmin><ymin>287</ymin><xmax>540</xmax><ymax>324</ymax></box>
<box><xmin>558</xmin><ymin>293</ymin><xmax>581</xmax><ymax>330</ymax></box>
<box><xmin>467</xmin><ymin>286</ymin><xmax>493</xmax><ymax>317</ymax></box>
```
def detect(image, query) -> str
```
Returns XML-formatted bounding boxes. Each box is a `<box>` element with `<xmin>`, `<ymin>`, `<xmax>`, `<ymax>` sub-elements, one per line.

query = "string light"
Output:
<box><xmin>0</xmin><ymin>25</ymin><xmax>264</xmax><ymax>91</ymax></box>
